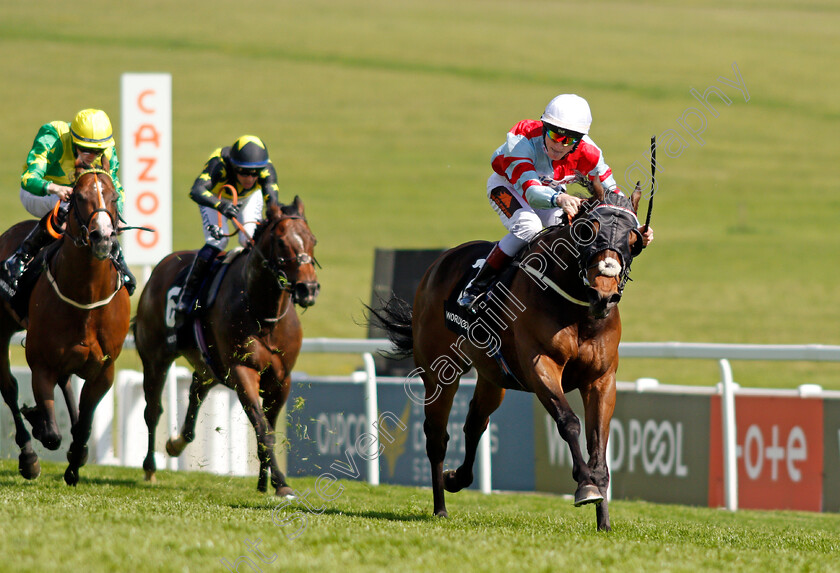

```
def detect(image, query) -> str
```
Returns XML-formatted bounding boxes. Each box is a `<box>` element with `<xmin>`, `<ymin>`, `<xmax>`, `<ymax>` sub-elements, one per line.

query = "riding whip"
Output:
<box><xmin>643</xmin><ymin>135</ymin><xmax>656</xmax><ymax>233</ymax></box>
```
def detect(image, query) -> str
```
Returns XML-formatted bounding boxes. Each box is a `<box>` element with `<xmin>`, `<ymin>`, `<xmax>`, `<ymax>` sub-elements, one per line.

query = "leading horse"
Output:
<box><xmin>369</xmin><ymin>185</ymin><xmax>645</xmax><ymax>531</ymax></box>
<box><xmin>135</xmin><ymin>197</ymin><xmax>319</xmax><ymax>496</ymax></box>
<box><xmin>0</xmin><ymin>167</ymin><xmax>131</xmax><ymax>485</ymax></box>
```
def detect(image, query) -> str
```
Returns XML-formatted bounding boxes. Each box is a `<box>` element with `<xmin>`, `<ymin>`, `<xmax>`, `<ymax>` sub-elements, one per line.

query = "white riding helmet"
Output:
<box><xmin>540</xmin><ymin>94</ymin><xmax>592</xmax><ymax>135</ymax></box>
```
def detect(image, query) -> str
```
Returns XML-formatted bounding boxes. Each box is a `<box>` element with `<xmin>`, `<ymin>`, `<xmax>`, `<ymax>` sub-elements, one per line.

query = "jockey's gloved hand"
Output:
<box><xmin>218</xmin><ymin>201</ymin><xmax>239</xmax><ymax>220</ymax></box>
<box><xmin>208</xmin><ymin>225</ymin><xmax>224</xmax><ymax>240</ymax></box>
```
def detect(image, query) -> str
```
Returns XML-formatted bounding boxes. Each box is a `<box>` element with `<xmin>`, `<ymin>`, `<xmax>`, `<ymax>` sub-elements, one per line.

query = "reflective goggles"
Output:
<box><xmin>544</xmin><ymin>128</ymin><xmax>581</xmax><ymax>147</ymax></box>
<box><xmin>236</xmin><ymin>168</ymin><xmax>262</xmax><ymax>177</ymax></box>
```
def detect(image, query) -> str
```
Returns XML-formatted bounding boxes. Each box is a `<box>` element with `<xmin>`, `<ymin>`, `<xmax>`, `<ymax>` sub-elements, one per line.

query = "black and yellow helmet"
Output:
<box><xmin>229</xmin><ymin>135</ymin><xmax>269</xmax><ymax>169</ymax></box>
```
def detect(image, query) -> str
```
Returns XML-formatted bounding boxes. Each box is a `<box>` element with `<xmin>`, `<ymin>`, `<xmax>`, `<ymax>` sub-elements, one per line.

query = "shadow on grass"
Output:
<box><xmin>227</xmin><ymin>500</ymin><xmax>434</xmax><ymax>523</ymax></box>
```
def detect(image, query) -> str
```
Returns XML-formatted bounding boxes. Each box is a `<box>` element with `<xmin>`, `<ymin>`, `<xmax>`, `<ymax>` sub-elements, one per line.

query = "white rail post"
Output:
<box><xmin>479</xmin><ymin>421</ymin><xmax>492</xmax><ymax>494</ymax></box>
<box><xmin>719</xmin><ymin>358</ymin><xmax>738</xmax><ymax>511</ymax></box>
<box><xmin>362</xmin><ymin>352</ymin><xmax>380</xmax><ymax>486</ymax></box>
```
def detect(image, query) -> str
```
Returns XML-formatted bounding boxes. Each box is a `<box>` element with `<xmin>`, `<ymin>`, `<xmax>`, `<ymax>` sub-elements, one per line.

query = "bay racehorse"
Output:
<box><xmin>369</xmin><ymin>184</ymin><xmax>644</xmax><ymax>531</ymax></box>
<box><xmin>0</xmin><ymin>167</ymin><xmax>131</xmax><ymax>485</ymax></box>
<box><xmin>135</xmin><ymin>197</ymin><xmax>319</xmax><ymax>496</ymax></box>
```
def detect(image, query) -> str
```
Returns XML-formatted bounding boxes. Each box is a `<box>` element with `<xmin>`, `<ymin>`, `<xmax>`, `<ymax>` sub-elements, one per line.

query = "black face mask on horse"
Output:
<box><xmin>577</xmin><ymin>193</ymin><xmax>644</xmax><ymax>297</ymax></box>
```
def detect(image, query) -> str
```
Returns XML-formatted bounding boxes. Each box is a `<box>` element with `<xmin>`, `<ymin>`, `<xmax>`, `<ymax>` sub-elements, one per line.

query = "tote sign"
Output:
<box><xmin>120</xmin><ymin>73</ymin><xmax>172</xmax><ymax>265</ymax></box>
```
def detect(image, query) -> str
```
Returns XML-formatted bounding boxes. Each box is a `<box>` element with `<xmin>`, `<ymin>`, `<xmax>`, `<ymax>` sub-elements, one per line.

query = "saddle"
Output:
<box><xmin>6</xmin><ymin>242</ymin><xmax>62</xmax><ymax>322</ymax></box>
<box><xmin>164</xmin><ymin>248</ymin><xmax>245</xmax><ymax>355</ymax></box>
<box><xmin>443</xmin><ymin>244</ymin><xmax>523</xmax><ymax>389</ymax></box>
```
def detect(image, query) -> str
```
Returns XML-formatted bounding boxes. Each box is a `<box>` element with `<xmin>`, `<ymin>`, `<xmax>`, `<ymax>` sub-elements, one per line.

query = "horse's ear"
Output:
<box><xmin>631</xmin><ymin>181</ymin><xmax>642</xmax><ymax>213</ymax></box>
<box><xmin>293</xmin><ymin>195</ymin><xmax>305</xmax><ymax>217</ymax></box>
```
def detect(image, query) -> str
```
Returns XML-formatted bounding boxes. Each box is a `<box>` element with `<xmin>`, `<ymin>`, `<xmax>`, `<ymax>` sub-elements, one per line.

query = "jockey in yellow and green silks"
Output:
<box><xmin>0</xmin><ymin>109</ymin><xmax>135</xmax><ymax>300</ymax></box>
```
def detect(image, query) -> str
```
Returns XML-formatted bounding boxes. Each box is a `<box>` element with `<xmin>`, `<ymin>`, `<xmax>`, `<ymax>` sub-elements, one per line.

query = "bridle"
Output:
<box><xmin>63</xmin><ymin>169</ymin><xmax>119</xmax><ymax>248</ymax></box>
<box><xmin>250</xmin><ymin>214</ymin><xmax>320</xmax><ymax>305</ymax></box>
<box><xmin>577</xmin><ymin>203</ymin><xmax>643</xmax><ymax>294</ymax></box>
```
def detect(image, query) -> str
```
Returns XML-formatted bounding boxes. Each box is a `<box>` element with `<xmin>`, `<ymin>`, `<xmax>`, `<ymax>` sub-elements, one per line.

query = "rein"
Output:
<box><xmin>248</xmin><ymin>213</ymin><xmax>319</xmax><ymax>314</ymax></box>
<box><xmin>514</xmin><ymin>261</ymin><xmax>589</xmax><ymax>306</ymax></box>
<box><xmin>42</xmin><ymin>168</ymin><xmax>123</xmax><ymax>309</ymax></box>
<box><xmin>518</xmin><ymin>198</ymin><xmax>640</xmax><ymax>305</ymax></box>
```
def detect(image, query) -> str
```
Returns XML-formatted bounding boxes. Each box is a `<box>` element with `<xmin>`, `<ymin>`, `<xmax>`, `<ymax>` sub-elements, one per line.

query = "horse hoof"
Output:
<box><xmin>276</xmin><ymin>486</ymin><xmax>295</xmax><ymax>499</ymax></box>
<box><xmin>574</xmin><ymin>484</ymin><xmax>603</xmax><ymax>507</ymax></box>
<box><xmin>443</xmin><ymin>469</ymin><xmax>469</xmax><ymax>493</ymax></box>
<box><xmin>165</xmin><ymin>436</ymin><xmax>186</xmax><ymax>457</ymax></box>
<box><xmin>18</xmin><ymin>452</ymin><xmax>41</xmax><ymax>480</ymax></box>
<box><xmin>64</xmin><ymin>467</ymin><xmax>79</xmax><ymax>486</ymax></box>
<box><xmin>434</xmin><ymin>509</ymin><xmax>449</xmax><ymax>518</ymax></box>
<box><xmin>144</xmin><ymin>470</ymin><xmax>157</xmax><ymax>483</ymax></box>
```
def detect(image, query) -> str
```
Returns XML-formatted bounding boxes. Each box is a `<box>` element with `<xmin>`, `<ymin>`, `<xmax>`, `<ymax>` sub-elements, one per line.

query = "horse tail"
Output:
<box><xmin>364</xmin><ymin>295</ymin><xmax>414</xmax><ymax>360</ymax></box>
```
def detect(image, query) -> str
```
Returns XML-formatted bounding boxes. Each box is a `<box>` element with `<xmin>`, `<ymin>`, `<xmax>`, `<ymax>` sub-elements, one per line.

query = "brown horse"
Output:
<box><xmin>369</xmin><ymin>185</ymin><xmax>644</xmax><ymax>531</ymax></box>
<box><xmin>0</xmin><ymin>168</ymin><xmax>131</xmax><ymax>485</ymax></box>
<box><xmin>136</xmin><ymin>197</ymin><xmax>319</xmax><ymax>496</ymax></box>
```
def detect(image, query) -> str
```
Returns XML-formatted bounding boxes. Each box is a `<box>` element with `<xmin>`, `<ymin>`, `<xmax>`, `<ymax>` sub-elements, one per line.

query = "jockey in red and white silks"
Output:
<box><xmin>459</xmin><ymin>93</ymin><xmax>652</xmax><ymax>309</ymax></box>
<box><xmin>488</xmin><ymin>119</ymin><xmax>620</xmax><ymax>255</ymax></box>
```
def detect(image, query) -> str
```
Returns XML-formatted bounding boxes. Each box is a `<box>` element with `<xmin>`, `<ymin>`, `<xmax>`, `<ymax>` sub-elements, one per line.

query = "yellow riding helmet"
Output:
<box><xmin>70</xmin><ymin>109</ymin><xmax>114</xmax><ymax>149</ymax></box>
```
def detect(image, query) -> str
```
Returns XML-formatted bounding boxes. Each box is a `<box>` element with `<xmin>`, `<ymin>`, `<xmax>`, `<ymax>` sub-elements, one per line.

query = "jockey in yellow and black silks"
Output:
<box><xmin>174</xmin><ymin>135</ymin><xmax>281</xmax><ymax>322</ymax></box>
<box><xmin>0</xmin><ymin>109</ymin><xmax>135</xmax><ymax>299</ymax></box>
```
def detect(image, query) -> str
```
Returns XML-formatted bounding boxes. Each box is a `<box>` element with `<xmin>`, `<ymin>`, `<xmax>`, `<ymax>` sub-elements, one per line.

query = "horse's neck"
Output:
<box><xmin>51</xmin><ymin>243</ymin><xmax>116</xmax><ymax>296</ymax></box>
<box><xmin>243</xmin><ymin>252</ymin><xmax>291</xmax><ymax>322</ymax></box>
<box><xmin>527</xmin><ymin>225</ymin><xmax>584</xmax><ymax>285</ymax></box>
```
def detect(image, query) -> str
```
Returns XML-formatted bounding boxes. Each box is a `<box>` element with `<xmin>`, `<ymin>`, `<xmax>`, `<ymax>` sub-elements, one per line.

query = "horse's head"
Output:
<box><xmin>67</xmin><ymin>166</ymin><xmax>120</xmax><ymax>261</ymax></box>
<box><xmin>252</xmin><ymin>196</ymin><xmax>320</xmax><ymax>307</ymax></box>
<box><xmin>576</xmin><ymin>186</ymin><xmax>644</xmax><ymax>318</ymax></box>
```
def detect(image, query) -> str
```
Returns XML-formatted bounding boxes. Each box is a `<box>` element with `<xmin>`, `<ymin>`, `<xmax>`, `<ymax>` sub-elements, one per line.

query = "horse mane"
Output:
<box><xmin>251</xmin><ymin>199</ymin><xmax>305</xmax><ymax>244</ymax></box>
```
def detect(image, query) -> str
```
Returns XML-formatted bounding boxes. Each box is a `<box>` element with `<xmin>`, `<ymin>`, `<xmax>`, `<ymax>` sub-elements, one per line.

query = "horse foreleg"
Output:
<box><xmin>580</xmin><ymin>372</ymin><xmax>617</xmax><ymax>532</ymax></box>
<box><xmin>24</xmin><ymin>370</ymin><xmax>62</xmax><ymax>451</ymax></box>
<box><xmin>65</xmin><ymin>370</ymin><xmax>113</xmax><ymax>486</ymax></box>
<box><xmin>534</xmin><ymin>359</ymin><xmax>602</xmax><ymax>508</ymax></box>
<box><xmin>257</xmin><ymin>374</ymin><xmax>291</xmax><ymax>493</ymax></box>
<box><xmin>0</xmin><ymin>349</ymin><xmax>39</xmax><ymax>479</ymax></box>
<box><xmin>58</xmin><ymin>375</ymin><xmax>77</xmax><ymax>428</ymax></box>
<box><xmin>166</xmin><ymin>372</ymin><xmax>213</xmax><ymax>457</ymax></box>
<box><xmin>445</xmin><ymin>377</ymin><xmax>505</xmax><ymax>494</ymax></box>
<box><xmin>234</xmin><ymin>366</ymin><xmax>293</xmax><ymax>498</ymax></box>
<box><xmin>142</xmin><ymin>359</ymin><xmax>172</xmax><ymax>483</ymax></box>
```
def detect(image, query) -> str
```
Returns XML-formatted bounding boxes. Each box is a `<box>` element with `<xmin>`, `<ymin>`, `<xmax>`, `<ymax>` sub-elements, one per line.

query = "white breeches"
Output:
<box><xmin>486</xmin><ymin>173</ymin><xmax>563</xmax><ymax>256</ymax></box>
<box><xmin>20</xmin><ymin>188</ymin><xmax>60</xmax><ymax>218</ymax></box>
<box><xmin>199</xmin><ymin>191</ymin><xmax>264</xmax><ymax>250</ymax></box>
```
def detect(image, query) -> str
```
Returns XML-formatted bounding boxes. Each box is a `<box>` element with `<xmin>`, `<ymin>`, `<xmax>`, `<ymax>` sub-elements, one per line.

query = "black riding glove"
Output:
<box><xmin>218</xmin><ymin>201</ymin><xmax>240</xmax><ymax>220</ymax></box>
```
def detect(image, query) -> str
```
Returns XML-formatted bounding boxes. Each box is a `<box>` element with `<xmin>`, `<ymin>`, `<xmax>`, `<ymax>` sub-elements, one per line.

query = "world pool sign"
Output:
<box><xmin>285</xmin><ymin>378</ymin><xmax>840</xmax><ymax>513</ymax></box>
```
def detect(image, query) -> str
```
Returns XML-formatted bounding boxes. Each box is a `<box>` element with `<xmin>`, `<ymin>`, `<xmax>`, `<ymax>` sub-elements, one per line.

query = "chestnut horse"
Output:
<box><xmin>0</xmin><ymin>168</ymin><xmax>131</xmax><ymax>485</ymax></box>
<box><xmin>135</xmin><ymin>197</ymin><xmax>319</xmax><ymax>496</ymax></box>
<box><xmin>369</xmin><ymin>186</ymin><xmax>644</xmax><ymax>531</ymax></box>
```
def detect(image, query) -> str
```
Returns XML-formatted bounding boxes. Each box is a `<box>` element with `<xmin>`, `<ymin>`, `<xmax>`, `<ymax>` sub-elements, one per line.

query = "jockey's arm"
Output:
<box><xmin>189</xmin><ymin>158</ymin><xmax>227</xmax><ymax>210</ymax></box>
<box><xmin>260</xmin><ymin>162</ymin><xmax>281</xmax><ymax>206</ymax></box>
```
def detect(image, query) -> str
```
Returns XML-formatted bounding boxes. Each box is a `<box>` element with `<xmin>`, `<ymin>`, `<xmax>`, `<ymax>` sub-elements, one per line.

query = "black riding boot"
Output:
<box><xmin>174</xmin><ymin>245</ymin><xmax>219</xmax><ymax>323</ymax></box>
<box><xmin>458</xmin><ymin>244</ymin><xmax>512</xmax><ymax>310</ymax></box>
<box><xmin>0</xmin><ymin>217</ymin><xmax>56</xmax><ymax>300</ymax></box>
<box><xmin>111</xmin><ymin>242</ymin><xmax>136</xmax><ymax>296</ymax></box>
